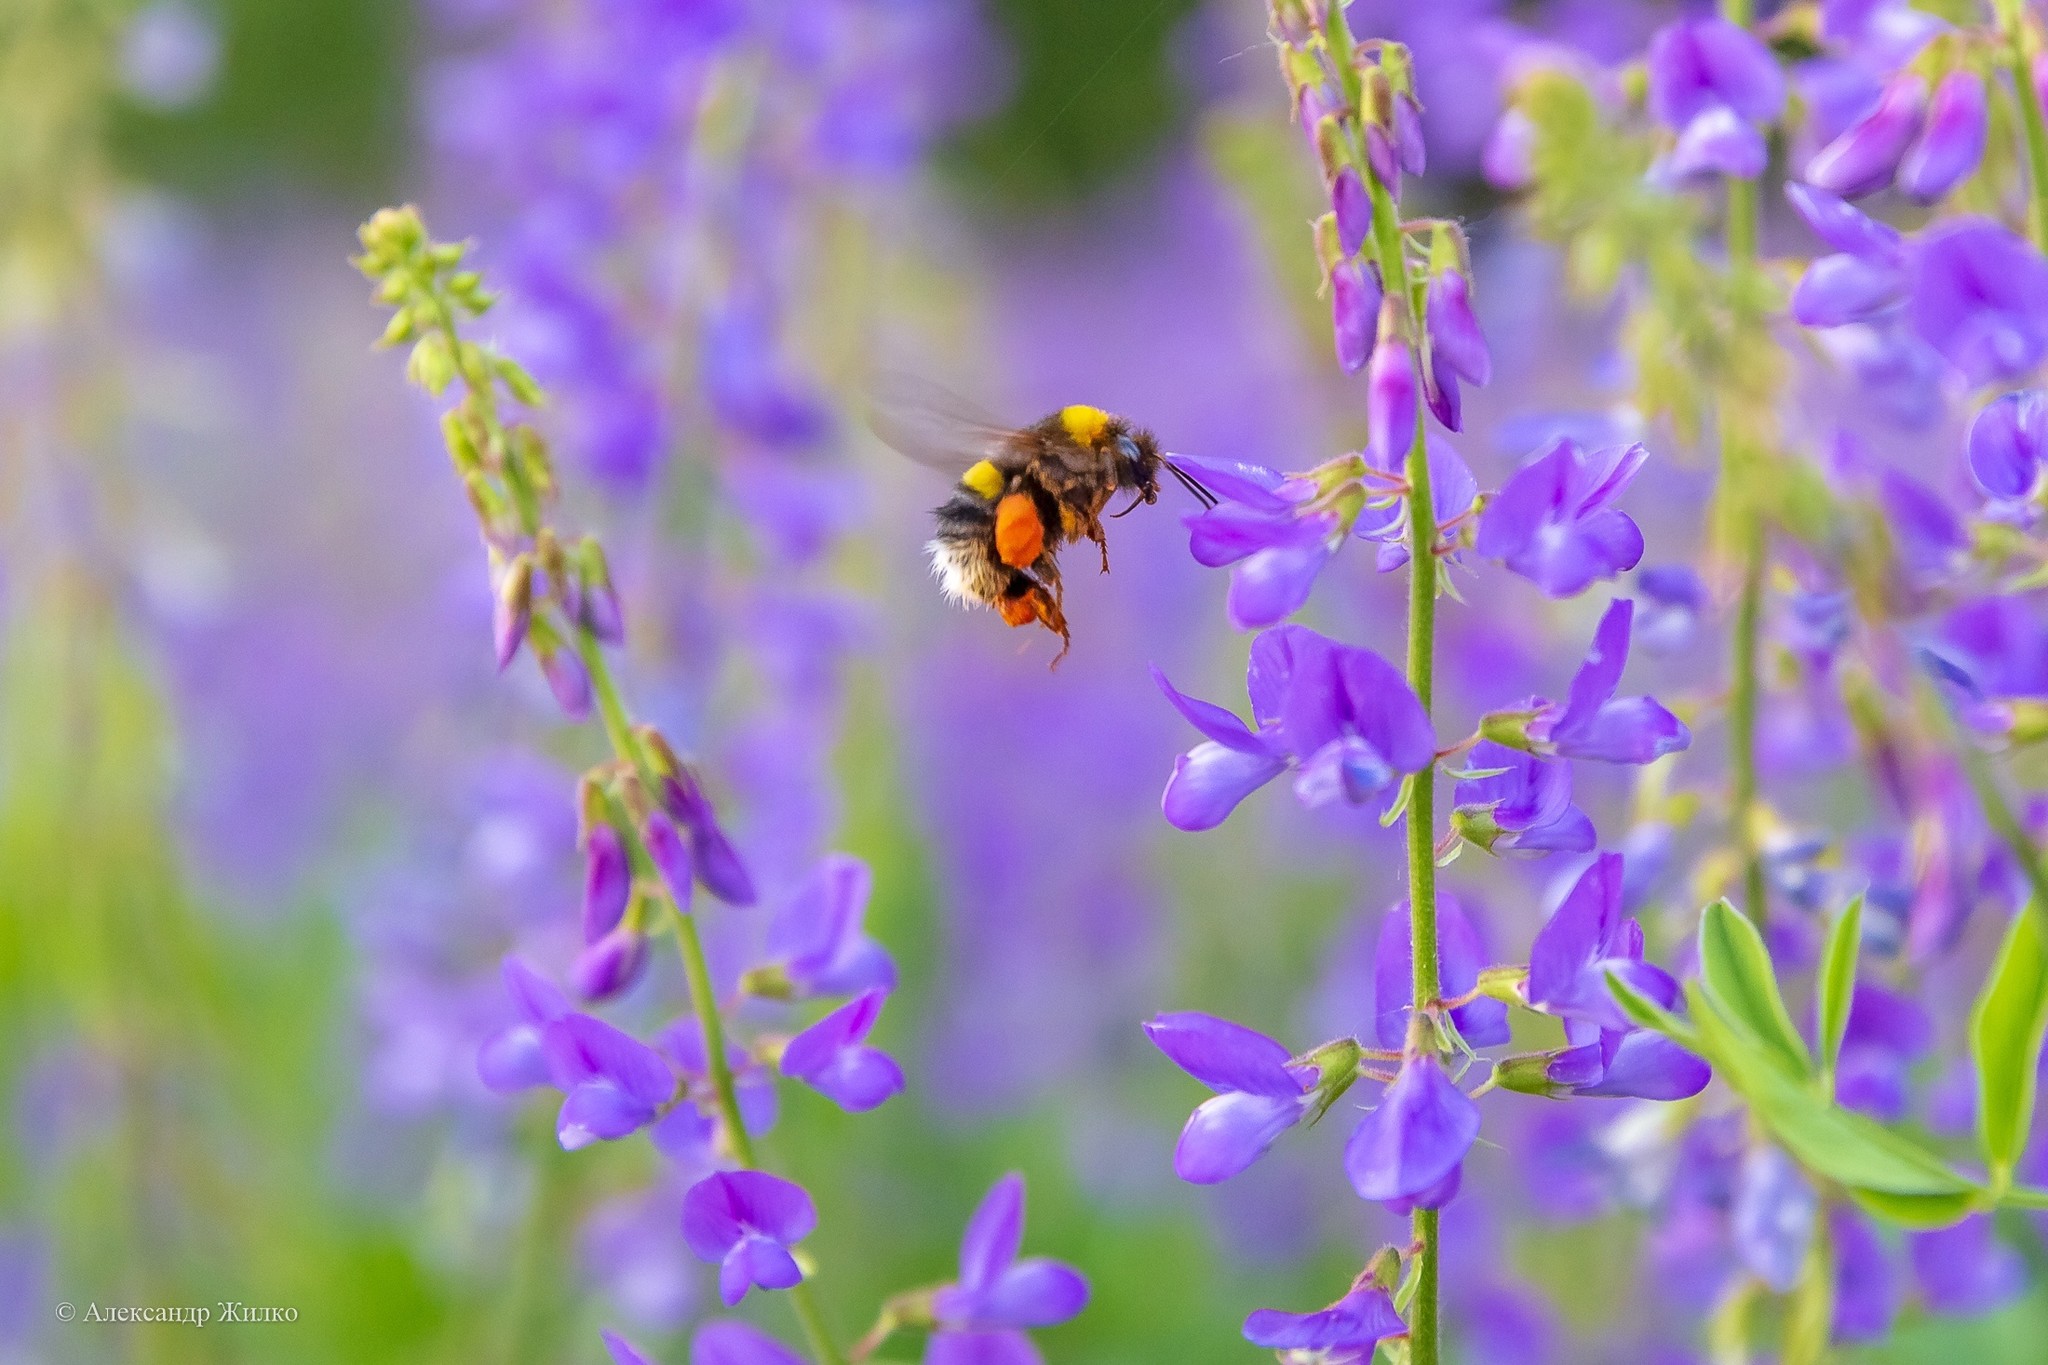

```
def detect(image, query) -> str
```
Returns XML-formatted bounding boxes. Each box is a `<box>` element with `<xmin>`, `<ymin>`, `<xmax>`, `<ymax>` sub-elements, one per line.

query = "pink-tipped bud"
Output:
<box><xmin>492</xmin><ymin>555</ymin><xmax>534</xmax><ymax>671</ymax></box>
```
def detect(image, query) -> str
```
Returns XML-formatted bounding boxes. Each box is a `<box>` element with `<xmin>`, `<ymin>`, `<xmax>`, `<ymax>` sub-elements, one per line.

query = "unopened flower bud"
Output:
<box><xmin>1805</xmin><ymin>74</ymin><xmax>1926</xmax><ymax>198</ymax></box>
<box><xmin>572</xmin><ymin>926</ymin><xmax>649</xmax><ymax>1002</ymax></box>
<box><xmin>538</xmin><ymin>643</ymin><xmax>592</xmax><ymax>720</ymax></box>
<box><xmin>1331</xmin><ymin>260</ymin><xmax>1381</xmax><ymax>374</ymax></box>
<box><xmin>493</xmin><ymin>555</ymin><xmax>534</xmax><ymax>671</ymax></box>
<box><xmin>642</xmin><ymin>810</ymin><xmax>695</xmax><ymax>912</ymax></box>
<box><xmin>1366</xmin><ymin>314</ymin><xmax>1416</xmax><ymax>464</ymax></box>
<box><xmin>1896</xmin><ymin>68</ymin><xmax>1985</xmax><ymax>205</ymax></box>
<box><xmin>581</xmin><ymin>823</ymin><xmax>631</xmax><ymax>942</ymax></box>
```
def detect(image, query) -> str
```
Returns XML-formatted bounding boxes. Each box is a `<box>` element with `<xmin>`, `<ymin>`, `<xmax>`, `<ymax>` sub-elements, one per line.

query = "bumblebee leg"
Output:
<box><xmin>1088</xmin><ymin>520</ymin><xmax>1110</xmax><ymax>574</ymax></box>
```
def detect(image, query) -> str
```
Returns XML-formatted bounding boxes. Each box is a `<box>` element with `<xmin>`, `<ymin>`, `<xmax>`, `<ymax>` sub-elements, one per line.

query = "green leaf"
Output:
<box><xmin>1997</xmin><ymin>1184</ymin><xmax>2048</xmax><ymax>1210</ymax></box>
<box><xmin>1845</xmin><ymin>1187</ymin><xmax>1979</xmax><ymax>1230</ymax></box>
<box><xmin>1691</xmin><ymin>983</ymin><xmax>1976</xmax><ymax>1198</ymax></box>
<box><xmin>1696</xmin><ymin>898</ymin><xmax>1811</xmax><ymax>1077</ymax></box>
<box><xmin>1817</xmin><ymin>893</ymin><xmax>1864</xmax><ymax>1095</ymax></box>
<box><xmin>1969</xmin><ymin>905</ymin><xmax>2048</xmax><ymax>1185</ymax></box>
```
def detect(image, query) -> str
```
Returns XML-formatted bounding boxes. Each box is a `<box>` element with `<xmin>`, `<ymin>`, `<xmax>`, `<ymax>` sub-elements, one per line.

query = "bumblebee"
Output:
<box><xmin>871</xmin><ymin>388</ymin><xmax>1215</xmax><ymax>663</ymax></box>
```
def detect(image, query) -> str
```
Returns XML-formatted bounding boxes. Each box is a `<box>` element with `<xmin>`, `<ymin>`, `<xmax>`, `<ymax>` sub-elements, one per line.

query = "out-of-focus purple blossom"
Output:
<box><xmin>1805</xmin><ymin>74</ymin><xmax>1925</xmax><ymax>197</ymax></box>
<box><xmin>1498</xmin><ymin>600</ymin><xmax>1692</xmax><ymax>765</ymax></box>
<box><xmin>1830</xmin><ymin>1207</ymin><xmax>1898</xmax><ymax>1344</ymax></box>
<box><xmin>1731</xmin><ymin>1145</ymin><xmax>1817</xmax><ymax>1293</ymax></box>
<box><xmin>1877</xmin><ymin>470</ymin><xmax>1965</xmax><ymax>582</ymax></box>
<box><xmin>1483</xmin><ymin>108</ymin><xmax>1535</xmax><ymax>190</ymax></box>
<box><xmin>1144</xmin><ymin>1012</ymin><xmax>1316</xmax><ymax>1184</ymax></box>
<box><xmin>1967</xmin><ymin>389</ymin><xmax>2047</xmax><ymax>500</ymax></box>
<box><xmin>1896</xmin><ymin>69</ymin><xmax>1985</xmax><ymax>204</ymax></box>
<box><xmin>1344</xmin><ymin>1052</ymin><xmax>1479</xmax><ymax>1209</ymax></box>
<box><xmin>1454</xmin><ymin>742</ymin><xmax>1595</xmax><ymax>855</ymax></box>
<box><xmin>682</xmin><ymin>1170</ymin><xmax>817</xmax><ymax>1307</ymax></box>
<box><xmin>582</xmin><ymin>822</ymin><xmax>631</xmax><ymax>941</ymax></box>
<box><xmin>479</xmin><ymin>957</ymin><xmax>572</xmax><ymax>1094</ymax></box>
<box><xmin>572</xmin><ymin>926</ymin><xmax>651</xmax><ymax>1003</ymax></box>
<box><xmin>659</xmin><ymin>768</ymin><xmax>758</xmax><ymax>906</ymax></box>
<box><xmin>1832</xmin><ymin>981</ymin><xmax>1931</xmax><ymax>1122</ymax></box>
<box><xmin>1525</xmin><ymin>853</ymin><xmax>1681</xmax><ymax>1033</ymax></box>
<box><xmin>1908</xmin><ymin>217</ymin><xmax>2048</xmax><ymax>384</ymax></box>
<box><xmin>1783</xmin><ymin>591</ymin><xmax>1851</xmax><ymax>674</ymax></box>
<box><xmin>760</xmin><ymin>853</ymin><xmax>895</xmax><ymax>999</ymax></box>
<box><xmin>1373</xmin><ymin>895</ymin><xmax>1510</xmax><ymax>1047</ymax></box>
<box><xmin>779</xmin><ymin>988</ymin><xmax>903</xmax><ymax>1113</ymax></box>
<box><xmin>1788</xmin><ymin>183</ymin><xmax>1905</xmax><ymax>262</ymax></box>
<box><xmin>493</xmin><ymin>559</ymin><xmax>533</xmax><ymax>669</ymax></box>
<box><xmin>643</xmin><ymin>810</ymin><xmax>696</xmax><ymax>913</ymax></box>
<box><xmin>690</xmin><ymin>1320</ymin><xmax>808</xmax><ymax>1365</ymax></box>
<box><xmin>1634</xmin><ymin>565</ymin><xmax>1705</xmax><ymax>655</ymax></box>
<box><xmin>1934</xmin><ymin>596</ymin><xmax>2048</xmax><ymax>700</ymax></box>
<box><xmin>1646</xmin><ymin>17</ymin><xmax>1785</xmax><ymax>179</ymax></box>
<box><xmin>1794</xmin><ymin>251</ymin><xmax>1906</xmax><ymax>327</ymax></box>
<box><xmin>1332</xmin><ymin>260</ymin><xmax>1382</xmax><ymax>375</ymax></box>
<box><xmin>929</xmin><ymin>1174</ymin><xmax>1089</xmax><ymax>1358</ymax></box>
<box><xmin>547</xmin><ymin>1013</ymin><xmax>677</xmax><ymax>1149</ymax></box>
<box><xmin>1475</xmin><ymin>439</ymin><xmax>1645</xmax><ymax>597</ymax></box>
<box><xmin>603</xmin><ymin>1328</ymin><xmax>654</xmax><ymax>1365</ymax></box>
<box><xmin>538</xmin><ymin>643</ymin><xmax>593</xmax><ymax>719</ymax></box>
<box><xmin>1242</xmin><ymin>1283</ymin><xmax>1407</xmax><ymax>1363</ymax></box>
<box><xmin>1155</xmin><ymin>626</ymin><xmax>1433</xmax><ymax>830</ymax></box>
<box><xmin>1908</xmin><ymin>1215</ymin><xmax>2026</xmax><ymax>1315</ymax></box>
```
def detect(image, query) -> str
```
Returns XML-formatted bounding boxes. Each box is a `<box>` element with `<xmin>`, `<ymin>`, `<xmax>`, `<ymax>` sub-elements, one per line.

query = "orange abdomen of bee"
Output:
<box><xmin>994</xmin><ymin>493</ymin><xmax>1045</xmax><ymax>568</ymax></box>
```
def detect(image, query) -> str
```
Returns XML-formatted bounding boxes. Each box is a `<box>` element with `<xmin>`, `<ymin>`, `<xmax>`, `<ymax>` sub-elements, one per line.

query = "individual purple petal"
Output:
<box><xmin>1344</xmin><ymin>1054</ymin><xmax>1480</xmax><ymax>1204</ymax></box>
<box><xmin>1161</xmin><ymin>742</ymin><xmax>1288</xmax><ymax>831</ymax></box>
<box><xmin>539</xmin><ymin>645</ymin><xmax>593</xmax><ymax>719</ymax></box>
<box><xmin>1173</xmin><ymin>1091</ymin><xmax>1312</xmax><ymax>1184</ymax></box>
<box><xmin>1166</xmin><ymin>453</ymin><xmax>1298</xmax><ymax>509</ymax></box>
<box><xmin>957</xmin><ymin>1173</ymin><xmax>1025</xmax><ymax>1289</ymax></box>
<box><xmin>1908</xmin><ymin>216</ymin><xmax>2048</xmax><ymax>383</ymax></box>
<box><xmin>1186</xmin><ymin>500</ymin><xmax>1332</xmax><ymax>568</ymax></box>
<box><xmin>1792</xmin><ymin>253</ymin><xmax>1905</xmax><ymax>327</ymax></box>
<box><xmin>559</xmin><ymin>1081</ymin><xmax>663</xmax><ymax>1149</ymax></box>
<box><xmin>1805</xmin><ymin>74</ymin><xmax>1925</xmax><ymax>197</ymax></box>
<box><xmin>1243</xmin><ymin>1285</ymin><xmax>1406</xmax><ymax>1354</ymax></box>
<box><xmin>1151</xmin><ymin>666</ymin><xmax>1266</xmax><ymax>753</ymax></box>
<box><xmin>1227</xmin><ymin>539</ymin><xmax>1338</xmax><ymax>631</ymax></box>
<box><xmin>1785</xmin><ymin>183</ymin><xmax>1903</xmax><ymax>261</ymax></box>
<box><xmin>1483</xmin><ymin>108</ymin><xmax>1535</xmax><ymax>190</ymax></box>
<box><xmin>1878</xmin><ymin>469</ymin><xmax>1966</xmax><ymax>580</ymax></box>
<box><xmin>1426</xmin><ymin>269</ymin><xmax>1490</xmax><ymax>386</ymax></box>
<box><xmin>780</xmin><ymin>989</ymin><xmax>903</xmax><ymax>1112</ymax></box>
<box><xmin>545</xmin><ymin>1013</ymin><xmax>676</xmax><ymax>1106</ymax></box>
<box><xmin>1143</xmin><ymin>1013</ymin><xmax>1305</xmax><ymax>1098</ymax></box>
<box><xmin>1967</xmin><ymin>389</ymin><xmax>2047</xmax><ymax>499</ymax></box>
<box><xmin>493</xmin><ymin>560</ymin><xmax>532</xmax><ymax>670</ymax></box>
<box><xmin>643</xmin><ymin>810</ymin><xmax>695</xmax><ymax>913</ymax></box>
<box><xmin>1525</xmin><ymin>852</ymin><xmax>1624</xmax><ymax>1016</ymax></box>
<box><xmin>1668</xmin><ymin>105</ymin><xmax>1767</xmax><ymax>180</ymax></box>
<box><xmin>1332</xmin><ymin>166</ymin><xmax>1371</xmax><ymax>260</ymax></box>
<box><xmin>1647</xmin><ymin>17</ymin><xmax>1785</xmax><ymax>130</ymax></box>
<box><xmin>1831</xmin><ymin>1207</ymin><xmax>1898</xmax><ymax>1344</ymax></box>
<box><xmin>505</xmin><ymin>956</ymin><xmax>571</xmax><ymax>1024</ymax></box>
<box><xmin>1572</xmin><ymin>1030</ymin><xmax>1710</xmax><ymax>1100</ymax></box>
<box><xmin>571</xmin><ymin>927</ymin><xmax>650</xmax><ymax>1003</ymax></box>
<box><xmin>1909</xmin><ymin>1214</ymin><xmax>2026</xmax><ymax>1315</ymax></box>
<box><xmin>582</xmin><ymin>823</ymin><xmax>631</xmax><ymax>942</ymax></box>
<box><xmin>772</xmin><ymin>853</ymin><xmax>895</xmax><ymax>999</ymax></box>
<box><xmin>938</xmin><ymin>1258</ymin><xmax>1091</xmax><ymax>1330</ymax></box>
<box><xmin>1331</xmin><ymin>260</ymin><xmax>1380</xmax><ymax>375</ymax></box>
<box><xmin>1392</xmin><ymin>94</ymin><xmax>1426</xmax><ymax>175</ymax></box>
<box><xmin>690</xmin><ymin>1320</ymin><xmax>808</xmax><ymax>1365</ymax></box>
<box><xmin>1367</xmin><ymin>333</ymin><xmax>1417</xmax><ymax>465</ymax></box>
<box><xmin>603</xmin><ymin>1328</ymin><xmax>654</xmax><ymax>1365</ymax></box>
<box><xmin>1896</xmin><ymin>68</ymin><xmax>1985</xmax><ymax>204</ymax></box>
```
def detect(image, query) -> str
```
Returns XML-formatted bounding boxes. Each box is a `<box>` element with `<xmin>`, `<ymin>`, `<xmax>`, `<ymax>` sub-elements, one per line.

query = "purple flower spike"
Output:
<box><xmin>642</xmin><ymin>810</ymin><xmax>695</xmax><ymax>913</ymax></box>
<box><xmin>1908</xmin><ymin>1214</ymin><xmax>2026</xmax><ymax>1315</ymax></box>
<box><xmin>1908</xmin><ymin>217</ymin><xmax>2048</xmax><ymax>383</ymax></box>
<box><xmin>1145</xmin><ymin>1012</ymin><xmax>1316</xmax><ymax>1183</ymax></box>
<box><xmin>582</xmin><ymin>823</ymin><xmax>631</xmax><ymax>942</ymax></box>
<box><xmin>1344</xmin><ymin>1053</ymin><xmax>1480</xmax><ymax>1207</ymax></box>
<box><xmin>1453</xmin><ymin>742</ymin><xmax>1595</xmax><ymax>856</ymax></box>
<box><xmin>1476</xmin><ymin>439</ymin><xmax>1646</xmax><ymax>598</ymax></box>
<box><xmin>1331</xmin><ymin>260</ymin><xmax>1380</xmax><ymax>375</ymax></box>
<box><xmin>1525</xmin><ymin>852</ymin><xmax>1681</xmax><ymax>1033</ymax></box>
<box><xmin>571</xmin><ymin>927</ymin><xmax>650</xmax><ymax>1003</ymax></box>
<box><xmin>929</xmin><ymin>1174</ymin><xmax>1088</xmax><ymax>1360</ymax></box>
<box><xmin>1372</xmin><ymin>896</ymin><xmax>1511</xmax><ymax>1049</ymax></box>
<box><xmin>1426</xmin><ymin>269</ymin><xmax>1490</xmax><ymax>388</ymax></box>
<box><xmin>602</xmin><ymin>1329</ymin><xmax>654</xmax><ymax>1365</ymax></box>
<box><xmin>1897</xmin><ymin>69</ymin><xmax>1985</xmax><ymax>204</ymax></box>
<box><xmin>681</xmin><ymin>1171</ymin><xmax>818</xmax><ymax>1307</ymax></box>
<box><xmin>539</xmin><ymin>645</ymin><xmax>593</xmax><ymax>720</ymax></box>
<box><xmin>1967</xmin><ymin>389</ymin><xmax>2047</xmax><ymax>500</ymax></box>
<box><xmin>1242</xmin><ymin>1284</ymin><xmax>1407</xmax><ymax>1363</ymax></box>
<box><xmin>1524</xmin><ymin>599</ymin><xmax>1692</xmax><ymax>764</ymax></box>
<box><xmin>478</xmin><ymin>956</ymin><xmax>571</xmax><ymax>1093</ymax></box>
<box><xmin>780</xmin><ymin>988</ymin><xmax>904</xmax><ymax>1113</ymax></box>
<box><xmin>1805</xmin><ymin>74</ymin><xmax>1925</xmax><ymax>197</ymax></box>
<box><xmin>690</xmin><ymin>1320</ymin><xmax>807</xmax><ymax>1365</ymax></box>
<box><xmin>1367</xmin><ymin>332</ymin><xmax>1418</xmax><ymax>464</ymax></box>
<box><xmin>545</xmin><ymin>1013</ymin><xmax>677</xmax><ymax>1149</ymax></box>
<box><xmin>767</xmin><ymin>854</ymin><xmax>896</xmax><ymax>999</ymax></box>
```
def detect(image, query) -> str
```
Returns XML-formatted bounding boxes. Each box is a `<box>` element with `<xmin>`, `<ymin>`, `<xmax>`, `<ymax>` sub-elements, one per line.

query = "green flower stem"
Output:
<box><xmin>1998</xmin><ymin>0</ymin><xmax>2048</xmax><ymax>252</ymax></box>
<box><xmin>1722</xmin><ymin>0</ymin><xmax>1768</xmax><ymax>926</ymax></box>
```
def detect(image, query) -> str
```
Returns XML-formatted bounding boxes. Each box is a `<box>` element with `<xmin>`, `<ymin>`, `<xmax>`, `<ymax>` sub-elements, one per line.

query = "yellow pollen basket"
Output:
<box><xmin>961</xmin><ymin>459</ymin><xmax>1004</xmax><ymax>500</ymax></box>
<box><xmin>1059</xmin><ymin>404</ymin><xmax>1110</xmax><ymax>446</ymax></box>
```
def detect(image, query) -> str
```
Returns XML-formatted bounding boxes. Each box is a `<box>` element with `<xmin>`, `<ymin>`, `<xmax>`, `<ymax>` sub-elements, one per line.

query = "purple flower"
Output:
<box><xmin>1242</xmin><ymin>1283</ymin><xmax>1407</xmax><ymax>1364</ymax></box>
<box><xmin>1830</xmin><ymin>1207</ymin><xmax>1898</xmax><ymax>1344</ymax></box>
<box><xmin>1786</xmin><ymin>183</ymin><xmax>1905</xmax><ymax>262</ymax></box>
<box><xmin>762</xmin><ymin>853</ymin><xmax>896</xmax><ymax>999</ymax></box>
<box><xmin>1176</xmin><ymin>455</ymin><xmax>1340</xmax><ymax>630</ymax></box>
<box><xmin>539</xmin><ymin>644</ymin><xmax>594</xmax><ymax>719</ymax></box>
<box><xmin>690</xmin><ymin>1321</ymin><xmax>808</xmax><ymax>1365</ymax></box>
<box><xmin>1554</xmin><ymin>1025</ymin><xmax>1710</xmax><ymax>1101</ymax></box>
<box><xmin>1367</xmin><ymin>331</ymin><xmax>1418</xmax><ymax>464</ymax></box>
<box><xmin>779</xmin><ymin>988</ymin><xmax>904</xmax><ymax>1112</ymax></box>
<box><xmin>572</xmin><ymin>926</ymin><xmax>651</xmax><ymax>1002</ymax></box>
<box><xmin>1731</xmin><ymin>1145</ymin><xmax>1817</xmax><ymax>1293</ymax></box>
<box><xmin>1343</xmin><ymin>1053</ymin><xmax>1479</xmax><ymax>1209</ymax></box>
<box><xmin>1510</xmin><ymin>599</ymin><xmax>1692</xmax><ymax>764</ymax></box>
<box><xmin>1372</xmin><ymin>897</ymin><xmax>1510</xmax><ymax>1049</ymax></box>
<box><xmin>1908</xmin><ymin>1214</ymin><xmax>2026</xmax><ymax>1315</ymax></box>
<box><xmin>1155</xmin><ymin>626</ymin><xmax>1434</xmax><ymax>831</ymax></box>
<box><xmin>1967</xmin><ymin>389</ymin><xmax>2047</xmax><ymax>500</ymax></box>
<box><xmin>1635</xmin><ymin>565</ymin><xmax>1706</xmax><ymax>655</ymax></box>
<box><xmin>657</xmin><ymin>767</ymin><xmax>758</xmax><ymax>906</ymax></box>
<box><xmin>582</xmin><ymin>822</ymin><xmax>631</xmax><ymax>941</ymax></box>
<box><xmin>642</xmin><ymin>809</ymin><xmax>696</xmax><ymax>913</ymax></box>
<box><xmin>929</xmin><ymin>1174</ymin><xmax>1089</xmax><ymax>1360</ymax></box>
<box><xmin>1646</xmin><ymin>17</ymin><xmax>1785</xmax><ymax>179</ymax></box>
<box><xmin>1331</xmin><ymin>166</ymin><xmax>1371</xmax><ymax>259</ymax></box>
<box><xmin>1453</xmin><ymin>742</ymin><xmax>1595</xmax><ymax>856</ymax></box>
<box><xmin>493</xmin><ymin>557</ymin><xmax>533</xmax><ymax>670</ymax></box>
<box><xmin>1805</xmin><ymin>73</ymin><xmax>1925</xmax><ymax>197</ymax></box>
<box><xmin>1793</xmin><ymin>252</ymin><xmax>1905</xmax><ymax>327</ymax></box>
<box><xmin>478</xmin><ymin>956</ymin><xmax>571</xmax><ymax>1093</ymax></box>
<box><xmin>1475</xmin><ymin>439</ymin><xmax>1646</xmax><ymax>597</ymax></box>
<box><xmin>1877</xmin><ymin>469</ymin><xmax>1966</xmax><ymax>582</ymax></box>
<box><xmin>1833</xmin><ymin>981</ymin><xmax>1931</xmax><ymax>1122</ymax></box>
<box><xmin>1422</xmin><ymin>269</ymin><xmax>1489</xmax><ymax>431</ymax></box>
<box><xmin>652</xmin><ymin>1018</ymin><xmax>780</xmax><ymax>1161</ymax></box>
<box><xmin>1144</xmin><ymin>1012</ymin><xmax>1316</xmax><ymax>1183</ymax></box>
<box><xmin>1483</xmin><ymin>108</ymin><xmax>1535</xmax><ymax>190</ymax></box>
<box><xmin>1908</xmin><ymin>217</ymin><xmax>2048</xmax><ymax>383</ymax></box>
<box><xmin>1896</xmin><ymin>69</ymin><xmax>1985</xmax><ymax>204</ymax></box>
<box><xmin>681</xmin><ymin>1171</ymin><xmax>817</xmax><ymax>1306</ymax></box>
<box><xmin>1525</xmin><ymin>852</ymin><xmax>1681</xmax><ymax>1033</ymax></box>
<box><xmin>603</xmin><ymin>1328</ymin><xmax>653</xmax><ymax>1365</ymax></box>
<box><xmin>546</xmin><ymin>1013</ymin><xmax>677</xmax><ymax>1149</ymax></box>
<box><xmin>1331</xmin><ymin>259</ymin><xmax>1381</xmax><ymax>375</ymax></box>
<box><xmin>1355</xmin><ymin>436</ymin><xmax>1478</xmax><ymax>573</ymax></box>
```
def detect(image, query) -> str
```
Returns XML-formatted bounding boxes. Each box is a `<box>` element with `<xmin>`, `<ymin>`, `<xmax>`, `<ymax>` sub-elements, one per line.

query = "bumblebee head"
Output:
<box><xmin>1112</xmin><ymin>428</ymin><xmax>1163</xmax><ymax>504</ymax></box>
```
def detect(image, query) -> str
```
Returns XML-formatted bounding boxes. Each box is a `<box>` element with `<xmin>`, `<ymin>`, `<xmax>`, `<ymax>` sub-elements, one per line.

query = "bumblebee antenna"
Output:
<box><xmin>1163</xmin><ymin>456</ymin><xmax>1219</xmax><ymax>509</ymax></box>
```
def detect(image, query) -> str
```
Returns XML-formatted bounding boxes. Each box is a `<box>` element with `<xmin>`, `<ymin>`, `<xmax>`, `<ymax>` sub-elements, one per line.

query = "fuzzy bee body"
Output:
<box><xmin>870</xmin><ymin>385</ymin><xmax>1213</xmax><ymax>664</ymax></box>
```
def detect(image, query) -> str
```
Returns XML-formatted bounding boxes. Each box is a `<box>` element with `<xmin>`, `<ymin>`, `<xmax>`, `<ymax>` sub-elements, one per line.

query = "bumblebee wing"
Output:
<box><xmin>864</xmin><ymin>372</ymin><xmax>1019</xmax><ymax>473</ymax></box>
